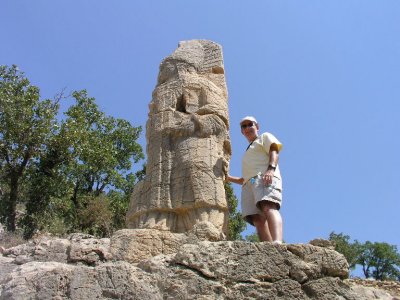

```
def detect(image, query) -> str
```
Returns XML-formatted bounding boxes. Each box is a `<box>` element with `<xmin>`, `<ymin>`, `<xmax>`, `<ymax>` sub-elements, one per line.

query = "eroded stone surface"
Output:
<box><xmin>1</xmin><ymin>233</ymin><xmax>111</xmax><ymax>266</ymax></box>
<box><xmin>0</xmin><ymin>261</ymin><xmax>161</xmax><ymax>300</ymax></box>
<box><xmin>286</xmin><ymin>243</ymin><xmax>349</xmax><ymax>280</ymax></box>
<box><xmin>174</xmin><ymin>241</ymin><xmax>349</xmax><ymax>284</ymax></box>
<box><xmin>126</xmin><ymin>40</ymin><xmax>231</xmax><ymax>237</ymax></box>
<box><xmin>346</xmin><ymin>278</ymin><xmax>400</xmax><ymax>300</ymax></box>
<box><xmin>110</xmin><ymin>229</ymin><xmax>189</xmax><ymax>263</ymax></box>
<box><xmin>349</xmin><ymin>285</ymin><xmax>395</xmax><ymax>300</ymax></box>
<box><xmin>1</xmin><ymin>232</ymin><xmax>396</xmax><ymax>299</ymax></box>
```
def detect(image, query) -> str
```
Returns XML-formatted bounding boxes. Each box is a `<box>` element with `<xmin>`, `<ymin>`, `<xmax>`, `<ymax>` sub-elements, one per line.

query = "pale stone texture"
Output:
<box><xmin>346</xmin><ymin>278</ymin><xmax>400</xmax><ymax>299</ymax></box>
<box><xmin>349</xmin><ymin>284</ymin><xmax>394</xmax><ymax>300</ymax></box>
<box><xmin>110</xmin><ymin>229</ymin><xmax>189</xmax><ymax>263</ymax></box>
<box><xmin>309</xmin><ymin>238</ymin><xmax>336</xmax><ymax>250</ymax></box>
<box><xmin>1</xmin><ymin>233</ymin><xmax>111</xmax><ymax>266</ymax></box>
<box><xmin>0</xmin><ymin>261</ymin><xmax>161</xmax><ymax>300</ymax></box>
<box><xmin>1</xmin><ymin>233</ymin><xmax>397</xmax><ymax>299</ymax></box>
<box><xmin>173</xmin><ymin>241</ymin><xmax>349</xmax><ymax>283</ymax></box>
<box><xmin>111</xmin><ymin>224</ymin><xmax>223</xmax><ymax>264</ymax></box>
<box><xmin>126</xmin><ymin>40</ymin><xmax>231</xmax><ymax>236</ymax></box>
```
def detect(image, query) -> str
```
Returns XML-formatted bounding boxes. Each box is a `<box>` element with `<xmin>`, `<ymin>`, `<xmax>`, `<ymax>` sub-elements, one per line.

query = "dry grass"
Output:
<box><xmin>0</xmin><ymin>230</ymin><xmax>26</xmax><ymax>250</ymax></box>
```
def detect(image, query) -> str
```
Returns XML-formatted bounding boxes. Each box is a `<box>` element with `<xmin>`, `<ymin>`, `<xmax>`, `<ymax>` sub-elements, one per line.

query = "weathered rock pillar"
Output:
<box><xmin>126</xmin><ymin>40</ymin><xmax>231</xmax><ymax>238</ymax></box>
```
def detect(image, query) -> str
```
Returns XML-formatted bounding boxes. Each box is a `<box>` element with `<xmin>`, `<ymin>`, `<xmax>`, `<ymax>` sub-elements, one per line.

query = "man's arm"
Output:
<box><xmin>226</xmin><ymin>174</ymin><xmax>244</xmax><ymax>185</ymax></box>
<box><xmin>263</xmin><ymin>143</ymin><xmax>280</xmax><ymax>185</ymax></box>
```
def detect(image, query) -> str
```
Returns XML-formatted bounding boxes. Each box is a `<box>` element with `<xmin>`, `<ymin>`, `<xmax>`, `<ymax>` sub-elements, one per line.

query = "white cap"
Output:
<box><xmin>240</xmin><ymin>116</ymin><xmax>258</xmax><ymax>125</ymax></box>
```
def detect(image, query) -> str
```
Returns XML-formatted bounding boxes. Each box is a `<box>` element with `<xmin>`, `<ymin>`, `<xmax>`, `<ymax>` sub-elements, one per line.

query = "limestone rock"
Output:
<box><xmin>2</xmin><ymin>234</ymin><xmax>398</xmax><ymax>299</ymax></box>
<box><xmin>2</xmin><ymin>233</ymin><xmax>111</xmax><ymax>266</ymax></box>
<box><xmin>302</xmin><ymin>277</ymin><xmax>359</xmax><ymax>299</ymax></box>
<box><xmin>286</xmin><ymin>243</ymin><xmax>349</xmax><ymax>279</ymax></box>
<box><xmin>0</xmin><ymin>256</ymin><xmax>17</xmax><ymax>284</ymax></box>
<box><xmin>350</xmin><ymin>284</ymin><xmax>394</xmax><ymax>300</ymax></box>
<box><xmin>110</xmin><ymin>225</ymin><xmax>223</xmax><ymax>264</ymax></box>
<box><xmin>126</xmin><ymin>40</ymin><xmax>231</xmax><ymax>237</ymax></box>
<box><xmin>68</xmin><ymin>233</ymin><xmax>111</xmax><ymax>265</ymax></box>
<box><xmin>309</xmin><ymin>238</ymin><xmax>336</xmax><ymax>250</ymax></box>
<box><xmin>0</xmin><ymin>262</ymin><xmax>76</xmax><ymax>299</ymax></box>
<box><xmin>2</xmin><ymin>236</ymin><xmax>70</xmax><ymax>264</ymax></box>
<box><xmin>174</xmin><ymin>241</ymin><xmax>349</xmax><ymax>284</ymax></box>
<box><xmin>0</xmin><ymin>261</ymin><xmax>161</xmax><ymax>300</ymax></box>
<box><xmin>110</xmin><ymin>229</ymin><xmax>189</xmax><ymax>263</ymax></box>
<box><xmin>346</xmin><ymin>278</ymin><xmax>400</xmax><ymax>299</ymax></box>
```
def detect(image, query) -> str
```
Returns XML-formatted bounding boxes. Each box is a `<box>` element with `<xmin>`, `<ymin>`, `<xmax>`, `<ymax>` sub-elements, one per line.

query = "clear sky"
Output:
<box><xmin>1</xmin><ymin>1</ymin><xmax>399</xmax><ymax>255</ymax></box>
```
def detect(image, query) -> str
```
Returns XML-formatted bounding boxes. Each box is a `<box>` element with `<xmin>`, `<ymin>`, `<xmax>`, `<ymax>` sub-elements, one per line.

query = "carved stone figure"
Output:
<box><xmin>126</xmin><ymin>40</ymin><xmax>231</xmax><ymax>236</ymax></box>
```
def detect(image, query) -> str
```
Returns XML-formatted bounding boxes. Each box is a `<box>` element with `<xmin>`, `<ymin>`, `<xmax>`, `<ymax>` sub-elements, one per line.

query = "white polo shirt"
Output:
<box><xmin>242</xmin><ymin>132</ymin><xmax>283</xmax><ymax>189</ymax></box>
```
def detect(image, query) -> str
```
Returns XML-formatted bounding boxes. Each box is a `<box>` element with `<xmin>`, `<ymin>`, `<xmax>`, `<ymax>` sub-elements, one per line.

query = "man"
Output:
<box><xmin>227</xmin><ymin>116</ymin><xmax>283</xmax><ymax>243</ymax></box>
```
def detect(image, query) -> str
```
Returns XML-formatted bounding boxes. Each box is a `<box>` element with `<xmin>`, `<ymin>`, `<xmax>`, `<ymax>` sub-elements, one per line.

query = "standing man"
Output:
<box><xmin>227</xmin><ymin>116</ymin><xmax>283</xmax><ymax>243</ymax></box>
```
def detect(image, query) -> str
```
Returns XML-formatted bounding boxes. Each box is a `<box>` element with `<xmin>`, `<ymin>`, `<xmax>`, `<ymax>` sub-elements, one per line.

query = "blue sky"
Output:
<box><xmin>1</xmin><ymin>1</ymin><xmax>399</xmax><ymax>256</ymax></box>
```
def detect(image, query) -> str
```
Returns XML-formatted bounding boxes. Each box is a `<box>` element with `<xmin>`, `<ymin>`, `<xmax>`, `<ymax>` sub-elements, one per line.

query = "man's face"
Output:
<box><xmin>240</xmin><ymin>121</ymin><xmax>259</xmax><ymax>142</ymax></box>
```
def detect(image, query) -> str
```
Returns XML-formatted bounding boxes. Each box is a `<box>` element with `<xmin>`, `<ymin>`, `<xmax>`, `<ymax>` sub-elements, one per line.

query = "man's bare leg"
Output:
<box><xmin>259</xmin><ymin>201</ymin><xmax>283</xmax><ymax>242</ymax></box>
<box><xmin>251</xmin><ymin>214</ymin><xmax>273</xmax><ymax>242</ymax></box>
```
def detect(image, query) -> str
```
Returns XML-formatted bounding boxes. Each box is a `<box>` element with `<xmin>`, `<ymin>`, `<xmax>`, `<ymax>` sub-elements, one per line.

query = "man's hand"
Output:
<box><xmin>263</xmin><ymin>169</ymin><xmax>274</xmax><ymax>186</ymax></box>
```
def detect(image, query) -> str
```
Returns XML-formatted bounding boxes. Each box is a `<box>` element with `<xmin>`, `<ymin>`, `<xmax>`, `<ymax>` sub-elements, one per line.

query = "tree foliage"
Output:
<box><xmin>63</xmin><ymin>91</ymin><xmax>143</xmax><ymax>197</ymax></box>
<box><xmin>21</xmin><ymin>91</ymin><xmax>144</xmax><ymax>238</ymax></box>
<box><xmin>0</xmin><ymin>65</ymin><xmax>144</xmax><ymax>237</ymax></box>
<box><xmin>329</xmin><ymin>231</ymin><xmax>400</xmax><ymax>281</ymax></box>
<box><xmin>329</xmin><ymin>232</ymin><xmax>361</xmax><ymax>270</ymax></box>
<box><xmin>0</xmin><ymin>65</ymin><xmax>59</xmax><ymax>231</ymax></box>
<box><xmin>225</xmin><ymin>182</ymin><xmax>246</xmax><ymax>240</ymax></box>
<box><xmin>358</xmin><ymin>241</ymin><xmax>400</xmax><ymax>280</ymax></box>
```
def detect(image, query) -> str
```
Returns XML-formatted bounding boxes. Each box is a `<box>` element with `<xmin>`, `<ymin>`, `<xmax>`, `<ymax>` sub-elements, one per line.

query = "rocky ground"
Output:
<box><xmin>346</xmin><ymin>278</ymin><xmax>400</xmax><ymax>299</ymax></box>
<box><xmin>0</xmin><ymin>227</ymin><xmax>398</xmax><ymax>299</ymax></box>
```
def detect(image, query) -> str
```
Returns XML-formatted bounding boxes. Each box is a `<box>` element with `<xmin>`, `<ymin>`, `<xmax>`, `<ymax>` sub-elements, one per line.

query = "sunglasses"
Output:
<box><xmin>240</xmin><ymin>122</ymin><xmax>254</xmax><ymax>129</ymax></box>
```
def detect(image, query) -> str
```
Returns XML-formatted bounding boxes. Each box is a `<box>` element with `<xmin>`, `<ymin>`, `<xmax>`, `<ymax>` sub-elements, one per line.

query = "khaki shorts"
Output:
<box><xmin>241</xmin><ymin>174</ymin><xmax>282</xmax><ymax>225</ymax></box>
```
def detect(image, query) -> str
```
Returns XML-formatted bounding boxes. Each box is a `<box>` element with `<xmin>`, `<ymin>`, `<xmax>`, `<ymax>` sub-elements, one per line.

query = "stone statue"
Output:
<box><xmin>126</xmin><ymin>40</ymin><xmax>231</xmax><ymax>236</ymax></box>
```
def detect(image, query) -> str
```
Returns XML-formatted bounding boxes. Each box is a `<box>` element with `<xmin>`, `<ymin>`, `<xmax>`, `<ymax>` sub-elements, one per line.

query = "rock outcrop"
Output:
<box><xmin>126</xmin><ymin>40</ymin><xmax>231</xmax><ymax>237</ymax></box>
<box><xmin>1</xmin><ymin>231</ymin><xmax>396</xmax><ymax>299</ymax></box>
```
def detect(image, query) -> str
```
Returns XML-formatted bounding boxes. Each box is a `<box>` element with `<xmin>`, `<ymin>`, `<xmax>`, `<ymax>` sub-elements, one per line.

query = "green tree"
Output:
<box><xmin>329</xmin><ymin>232</ymin><xmax>400</xmax><ymax>281</ymax></box>
<box><xmin>329</xmin><ymin>232</ymin><xmax>361</xmax><ymax>270</ymax></box>
<box><xmin>358</xmin><ymin>241</ymin><xmax>400</xmax><ymax>280</ymax></box>
<box><xmin>1</xmin><ymin>66</ymin><xmax>144</xmax><ymax>237</ymax></box>
<box><xmin>62</xmin><ymin>90</ymin><xmax>143</xmax><ymax>202</ymax></box>
<box><xmin>225</xmin><ymin>182</ymin><xmax>246</xmax><ymax>240</ymax></box>
<box><xmin>0</xmin><ymin>65</ymin><xmax>59</xmax><ymax>231</ymax></box>
<box><xmin>21</xmin><ymin>136</ymin><xmax>73</xmax><ymax>238</ymax></box>
<box><xmin>22</xmin><ymin>90</ymin><xmax>144</xmax><ymax>237</ymax></box>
